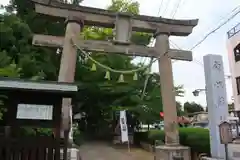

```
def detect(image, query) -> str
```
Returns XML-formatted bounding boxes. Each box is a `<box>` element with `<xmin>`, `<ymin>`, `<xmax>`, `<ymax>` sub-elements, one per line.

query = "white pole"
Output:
<box><xmin>127</xmin><ymin>140</ymin><xmax>131</xmax><ymax>152</ymax></box>
<box><xmin>203</xmin><ymin>54</ymin><xmax>229</xmax><ymax>159</ymax></box>
<box><xmin>120</xmin><ymin>110</ymin><xmax>130</xmax><ymax>152</ymax></box>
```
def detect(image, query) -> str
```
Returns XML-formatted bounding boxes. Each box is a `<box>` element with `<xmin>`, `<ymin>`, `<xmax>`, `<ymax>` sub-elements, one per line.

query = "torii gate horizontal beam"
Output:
<box><xmin>32</xmin><ymin>34</ymin><xmax>193</xmax><ymax>61</ymax></box>
<box><xmin>32</xmin><ymin>0</ymin><xmax>198</xmax><ymax>36</ymax></box>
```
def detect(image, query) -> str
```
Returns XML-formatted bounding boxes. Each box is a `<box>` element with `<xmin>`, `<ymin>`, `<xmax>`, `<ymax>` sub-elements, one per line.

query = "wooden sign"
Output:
<box><xmin>219</xmin><ymin>121</ymin><xmax>233</xmax><ymax>144</ymax></box>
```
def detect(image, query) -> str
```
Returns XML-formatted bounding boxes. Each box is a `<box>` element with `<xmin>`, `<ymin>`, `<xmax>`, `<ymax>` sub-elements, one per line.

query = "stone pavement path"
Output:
<box><xmin>79</xmin><ymin>142</ymin><xmax>154</xmax><ymax>160</ymax></box>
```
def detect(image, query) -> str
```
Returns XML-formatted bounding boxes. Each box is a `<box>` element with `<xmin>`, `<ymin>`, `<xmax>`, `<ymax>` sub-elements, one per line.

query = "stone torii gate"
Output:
<box><xmin>31</xmin><ymin>0</ymin><xmax>198</xmax><ymax>159</ymax></box>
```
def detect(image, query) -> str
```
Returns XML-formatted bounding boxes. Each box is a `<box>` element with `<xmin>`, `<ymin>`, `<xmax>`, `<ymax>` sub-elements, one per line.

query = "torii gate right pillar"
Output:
<box><xmin>155</xmin><ymin>34</ymin><xmax>190</xmax><ymax>160</ymax></box>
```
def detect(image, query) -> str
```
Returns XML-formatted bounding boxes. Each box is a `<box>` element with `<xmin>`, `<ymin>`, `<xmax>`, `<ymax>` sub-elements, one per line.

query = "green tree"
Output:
<box><xmin>0</xmin><ymin>0</ymin><xmax>186</xmax><ymax>138</ymax></box>
<box><xmin>228</xmin><ymin>103</ymin><xmax>234</xmax><ymax>111</ymax></box>
<box><xmin>108</xmin><ymin>0</ymin><xmax>139</xmax><ymax>14</ymax></box>
<box><xmin>126</xmin><ymin>73</ymin><xmax>185</xmax><ymax>125</ymax></box>
<box><xmin>184</xmin><ymin>102</ymin><xmax>204</xmax><ymax>114</ymax></box>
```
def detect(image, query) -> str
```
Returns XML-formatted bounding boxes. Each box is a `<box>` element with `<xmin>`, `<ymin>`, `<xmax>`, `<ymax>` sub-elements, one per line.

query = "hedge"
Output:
<box><xmin>135</xmin><ymin>128</ymin><xmax>211</xmax><ymax>155</ymax></box>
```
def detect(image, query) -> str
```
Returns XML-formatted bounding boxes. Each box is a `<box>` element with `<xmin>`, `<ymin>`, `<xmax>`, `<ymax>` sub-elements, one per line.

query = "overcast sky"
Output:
<box><xmin>1</xmin><ymin>0</ymin><xmax>240</xmax><ymax>107</ymax></box>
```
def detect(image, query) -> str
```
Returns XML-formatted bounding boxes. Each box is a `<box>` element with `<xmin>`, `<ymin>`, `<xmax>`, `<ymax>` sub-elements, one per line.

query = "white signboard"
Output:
<box><xmin>203</xmin><ymin>54</ymin><xmax>228</xmax><ymax>159</ymax></box>
<box><xmin>17</xmin><ymin>104</ymin><xmax>53</xmax><ymax>120</ymax></box>
<box><xmin>119</xmin><ymin>110</ymin><xmax>129</xmax><ymax>143</ymax></box>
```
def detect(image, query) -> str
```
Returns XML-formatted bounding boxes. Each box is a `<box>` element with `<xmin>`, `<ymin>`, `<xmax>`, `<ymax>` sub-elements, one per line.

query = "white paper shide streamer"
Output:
<box><xmin>119</xmin><ymin>110</ymin><xmax>129</xmax><ymax>143</ymax></box>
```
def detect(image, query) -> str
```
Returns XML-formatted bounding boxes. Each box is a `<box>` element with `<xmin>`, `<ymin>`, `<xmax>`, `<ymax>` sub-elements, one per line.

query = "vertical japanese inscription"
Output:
<box><xmin>120</xmin><ymin>117</ymin><xmax>127</xmax><ymax>131</ymax></box>
<box><xmin>214</xmin><ymin>81</ymin><xmax>224</xmax><ymax>88</ymax></box>
<box><xmin>212</xmin><ymin>60</ymin><xmax>222</xmax><ymax>71</ymax></box>
<box><xmin>218</xmin><ymin>96</ymin><xmax>225</xmax><ymax>106</ymax></box>
<box><xmin>212</xmin><ymin>59</ymin><xmax>225</xmax><ymax>108</ymax></box>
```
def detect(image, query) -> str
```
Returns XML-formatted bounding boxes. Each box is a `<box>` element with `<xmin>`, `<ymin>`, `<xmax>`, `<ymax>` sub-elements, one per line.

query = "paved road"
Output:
<box><xmin>228</xmin><ymin>143</ymin><xmax>240</xmax><ymax>160</ymax></box>
<box><xmin>79</xmin><ymin>142</ymin><xmax>154</xmax><ymax>160</ymax></box>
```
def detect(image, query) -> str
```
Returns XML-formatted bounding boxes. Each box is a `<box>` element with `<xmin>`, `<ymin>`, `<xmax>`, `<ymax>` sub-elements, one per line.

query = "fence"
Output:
<box><xmin>0</xmin><ymin>136</ymin><xmax>61</xmax><ymax>160</ymax></box>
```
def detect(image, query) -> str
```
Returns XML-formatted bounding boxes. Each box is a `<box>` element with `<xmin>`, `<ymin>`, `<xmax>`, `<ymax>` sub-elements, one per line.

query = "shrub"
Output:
<box><xmin>73</xmin><ymin>127</ymin><xmax>84</xmax><ymax>146</ymax></box>
<box><xmin>148</xmin><ymin>129</ymin><xmax>165</xmax><ymax>144</ymax></box>
<box><xmin>182</xmin><ymin>128</ymin><xmax>210</xmax><ymax>154</ymax></box>
<box><xmin>135</xmin><ymin>128</ymin><xmax>210</xmax><ymax>155</ymax></box>
<box><xmin>134</xmin><ymin>131</ymin><xmax>149</xmax><ymax>145</ymax></box>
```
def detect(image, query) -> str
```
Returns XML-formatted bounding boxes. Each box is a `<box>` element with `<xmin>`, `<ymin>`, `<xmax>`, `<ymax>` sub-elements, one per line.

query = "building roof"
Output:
<box><xmin>0</xmin><ymin>78</ymin><xmax>78</xmax><ymax>92</ymax></box>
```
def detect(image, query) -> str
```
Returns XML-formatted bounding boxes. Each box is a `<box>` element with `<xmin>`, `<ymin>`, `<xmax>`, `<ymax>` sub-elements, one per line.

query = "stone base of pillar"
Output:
<box><xmin>233</xmin><ymin>138</ymin><xmax>240</xmax><ymax>144</ymax></box>
<box><xmin>155</xmin><ymin>145</ymin><xmax>190</xmax><ymax>160</ymax></box>
<box><xmin>68</xmin><ymin>138</ymin><xmax>74</xmax><ymax>146</ymax></box>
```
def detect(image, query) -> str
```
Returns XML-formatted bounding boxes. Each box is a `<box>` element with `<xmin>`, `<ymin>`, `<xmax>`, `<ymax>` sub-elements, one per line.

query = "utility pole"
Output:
<box><xmin>31</xmin><ymin>0</ymin><xmax>198</xmax><ymax>159</ymax></box>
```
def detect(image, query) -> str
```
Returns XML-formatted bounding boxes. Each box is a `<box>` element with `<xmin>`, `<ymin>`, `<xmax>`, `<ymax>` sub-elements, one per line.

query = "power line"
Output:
<box><xmin>170</xmin><ymin>40</ymin><xmax>181</xmax><ymax>49</ymax></box>
<box><xmin>212</xmin><ymin>5</ymin><xmax>240</xmax><ymax>26</ymax></box>
<box><xmin>139</xmin><ymin>1</ymin><xmax>163</xmax><ymax>99</ymax></box>
<box><xmin>157</xmin><ymin>0</ymin><xmax>164</xmax><ymax>16</ymax></box>
<box><xmin>170</xmin><ymin>40</ymin><xmax>232</xmax><ymax>79</ymax></box>
<box><xmin>174</xmin><ymin>0</ymin><xmax>188</xmax><ymax>16</ymax></box>
<box><xmin>141</xmin><ymin>3</ymin><xmax>235</xmax><ymax>100</ymax></box>
<box><xmin>192</xmin><ymin>5</ymin><xmax>240</xmax><ymax>47</ymax></box>
<box><xmin>151</xmin><ymin>2</ymin><xmax>237</xmax><ymax>83</ymax></box>
<box><xmin>171</xmin><ymin>0</ymin><xmax>182</xmax><ymax>18</ymax></box>
<box><xmin>190</xmin><ymin>8</ymin><xmax>240</xmax><ymax>50</ymax></box>
<box><xmin>170</xmin><ymin>6</ymin><xmax>240</xmax><ymax>66</ymax></box>
<box><xmin>171</xmin><ymin>40</ymin><xmax>208</xmax><ymax>65</ymax></box>
<box><xmin>171</xmin><ymin>5</ymin><xmax>240</xmax><ymax>65</ymax></box>
<box><xmin>162</xmin><ymin>0</ymin><xmax>171</xmax><ymax>17</ymax></box>
<box><xmin>170</xmin><ymin>41</ymin><xmax>202</xmax><ymax>65</ymax></box>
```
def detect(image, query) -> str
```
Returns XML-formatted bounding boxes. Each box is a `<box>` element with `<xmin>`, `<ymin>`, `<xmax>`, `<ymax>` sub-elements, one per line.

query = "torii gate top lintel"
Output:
<box><xmin>66</xmin><ymin>15</ymin><xmax>84</xmax><ymax>27</ymax></box>
<box><xmin>32</xmin><ymin>0</ymin><xmax>198</xmax><ymax>36</ymax></box>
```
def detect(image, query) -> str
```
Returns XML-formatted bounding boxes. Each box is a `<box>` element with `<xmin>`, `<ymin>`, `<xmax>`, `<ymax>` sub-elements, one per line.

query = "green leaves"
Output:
<box><xmin>0</xmin><ymin>51</ymin><xmax>11</xmax><ymax>67</ymax></box>
<box><xmin>183</xmin><ymin>102</ymin><xmax>204</xmax><ymax>114</ymax></box>
<box><xmin>0</xmin><ymin>63</ymin><xmax>21</xmax><ymax>77</ymax></box>
<box><xmin>0</xmin><ymin>0</ymin><xmax>187</xmax><ymax>137</ymax></box>
<box><xmin>175</xmin><ymin>85</ymin><xmax>185</xmax><ymax>97</ymax></box>
<box><xmin>108</xmin><ymin>0</ymin><xmax>140</xmax><ymax>14</ymax></box>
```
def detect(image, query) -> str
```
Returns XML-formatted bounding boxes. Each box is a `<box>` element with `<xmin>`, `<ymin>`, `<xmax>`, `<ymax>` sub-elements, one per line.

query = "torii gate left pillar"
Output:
<box><xmin>56</xmin><ymin>16</ymin><xmax>83</xmax><ymax>145</ymax></box>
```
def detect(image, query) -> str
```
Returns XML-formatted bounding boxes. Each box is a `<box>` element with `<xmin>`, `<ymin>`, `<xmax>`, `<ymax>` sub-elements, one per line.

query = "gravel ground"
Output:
<box><xmin>78</xmin><ymin>142</ymin><xmax>154</xmax><ymax>160</ymax></box>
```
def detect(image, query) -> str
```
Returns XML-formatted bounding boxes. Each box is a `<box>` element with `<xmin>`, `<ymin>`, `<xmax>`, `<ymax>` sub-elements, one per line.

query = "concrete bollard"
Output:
<box><xmin>47</xmin><ymin>147</ymin><xmax>81</xmax><ymax>160</ymax></box>
<box><xmin>60</xmin><ymin>148</ymin><xmax>81</xmax><ymax>160</ymax></box>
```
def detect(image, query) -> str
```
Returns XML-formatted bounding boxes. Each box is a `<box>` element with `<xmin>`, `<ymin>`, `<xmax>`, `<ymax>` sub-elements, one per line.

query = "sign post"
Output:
<box><xmin>119</xmin><ymin>110</ymin><xmax>130</xmax><ymax>152</ymax></box>
<box><xmin>219</xmin><ymin>121</ymin><xmax>233</xmax><ymax>160</ymax></box>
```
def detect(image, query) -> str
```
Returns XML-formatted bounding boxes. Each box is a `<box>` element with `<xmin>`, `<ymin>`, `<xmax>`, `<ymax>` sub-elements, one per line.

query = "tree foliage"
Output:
<box><xmin>183</xmin><ymin>102</ymin><xmax>204</xmax><ymax>114</ymax></box>
<box><xmin>0</xmin><ymin>0</ymin><xmax>185</xmax><ymax>137</ymax></box>
<box><xmin>228</xmin><ymin>103</ymin><xmax>234</xmax><ymax>111</ymax></box>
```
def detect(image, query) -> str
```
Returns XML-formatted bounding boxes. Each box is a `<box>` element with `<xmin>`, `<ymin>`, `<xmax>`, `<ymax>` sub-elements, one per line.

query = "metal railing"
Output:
<box><xmin>227</xmin><ymin>23</ymin><xmax>240</xmax><ymax>39</ymax></box>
